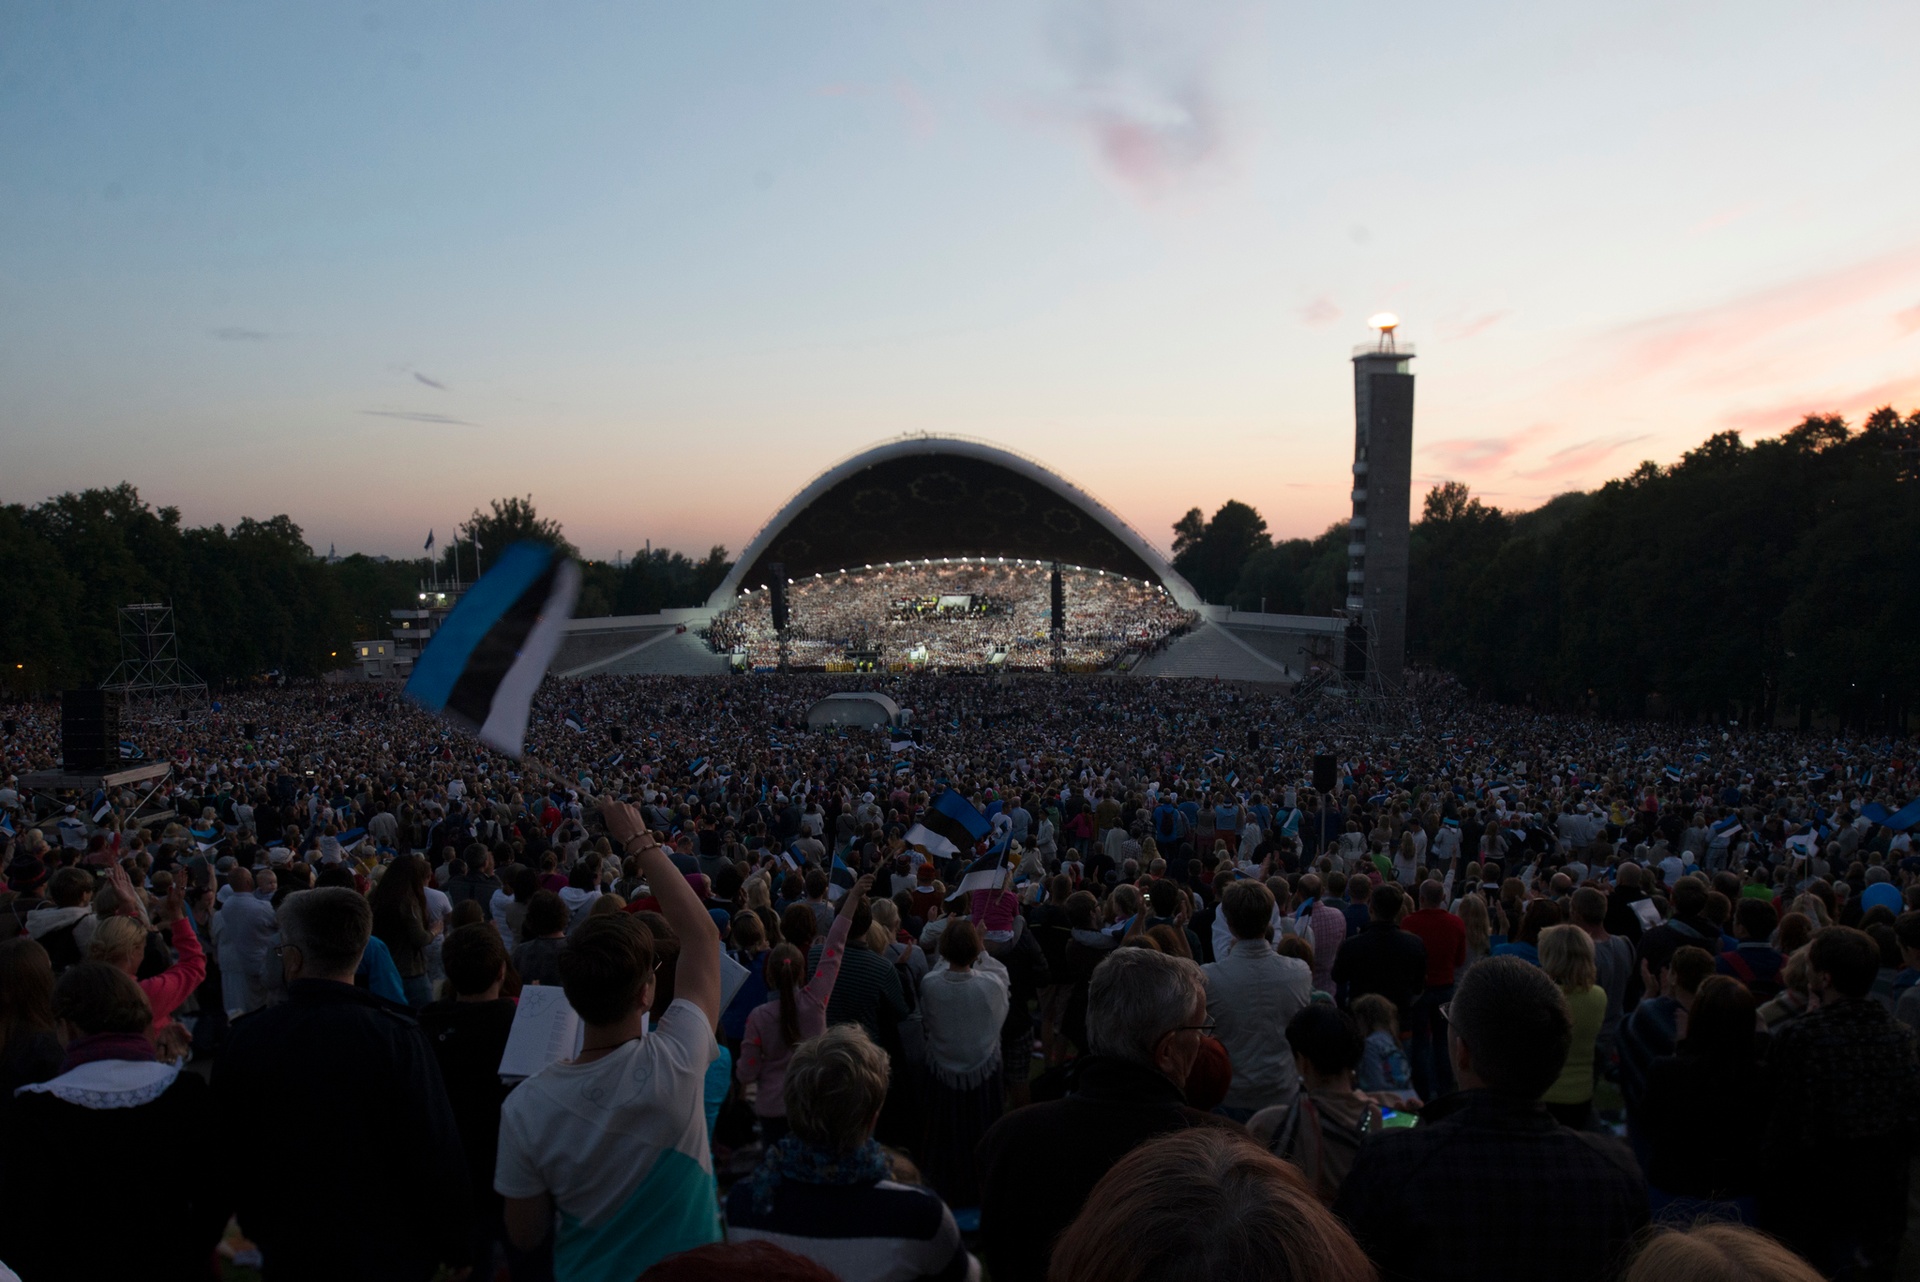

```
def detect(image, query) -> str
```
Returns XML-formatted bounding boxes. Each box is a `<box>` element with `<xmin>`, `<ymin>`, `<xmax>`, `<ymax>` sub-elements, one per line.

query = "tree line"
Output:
<box><xmin>1171</xmin><ymin>405</ymin><xmax>1920</xmax><ymax>728</ymax></box>
<box><xmin>0</xmin><ymin>487</ymin><xmax>730</xmax><ymax>695</ymax></box>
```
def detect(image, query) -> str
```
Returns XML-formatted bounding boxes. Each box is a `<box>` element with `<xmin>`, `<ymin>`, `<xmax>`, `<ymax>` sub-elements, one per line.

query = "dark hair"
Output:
<box><xmin>1285</xmin><ymin>1003</ymin><xmax>1364</xmax><ymax>1076</ymax></box>
<box><xmin>781</xmin><ymin>903</ymin><xmax>817</xmax><ymax>953</ymax></box>
<box><xmin>1897</xmin><ymin>911</ymin><xmax>1920</xmax><ymax>955</ymax></box>
<box><xmin>1221</xmin><ymin>880</ymin><xmax>1275</xmax><ymax>941</ymax></box>
<box><xmin>1868</xmin><ymin>923</ymin><xmax>1903</xmax><ymax>972</ymax></box>
<box><xmin>1570</xmin><ymin>886</ymin><xmax>1608</xmax><ymax>926</ymax></box>
<box><xmin>48</xmin><ymin>867</ymin><xmax>94</xmax><ymax>908</ymax></box>
<box><xmin>1681</xmin><ymin>975</ymin><xmax>1756</xmax><ymax>1063</ymax></box>
<box><xmin>1734</xmin><ymin>897</ymin><xmax>1777</xmax><ymax>941</ymax></box>
<box><xmin>522</xmin><ymin>890</ymin><xmax>569</xmax><ymax>938</ymax></box>
<box><xmin>804</xmin><ymin>870</ymin><xmax>828</xmax><ymax>899</ymax></box>
<box><xmin>1065</xmin><ymin>890</ymin><xmax>1100</xmax><ymax>931</ymax></box>
<box><xmin>1368</xmin><ymin>882</ymin><xmax>1402</xmax><ymax>923</ymax></box>
<box><xmin>1447</xmin><ymin>956</ymin><xmax>1571</xmax><ymax>1099</ymax></box>
<box><xmin>53</xmin><ymin>961</ymin><xmax>151</xmax><ymax>1036</ymax></box>
<box><xmin>0</xmin><ymin>938</ymin><xmax>57</xmax><ymax>1059</ymax></box>
<box><xmin>1671</xmin><ymin>877</ymin><xmax>1708</xmax><ymax>919</ymax></box>
<box><xmin>368</xmin><ymin>854</ymin><xmax>430</xmax><ymax>947</ymax></box>
<box><xmin>442</xmin><ymin>923</ymin><xmax>509</xmax><ymax>996</ymax></box>
<box><xmin>558</xmin><ymin>914</ymin><xmax>655</xmax><ymax>1025</ymax></box>
<box><xmin>940</xmin><ymin>918</ymin><xmax>983</xmax><ymax>967</ymax></box>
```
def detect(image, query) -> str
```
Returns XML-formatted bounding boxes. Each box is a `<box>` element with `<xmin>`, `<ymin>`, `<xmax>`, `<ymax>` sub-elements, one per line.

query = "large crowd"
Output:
<box><xmin>3</xmin><ymin>670</ymin><xmax>1919</xmax><ymax>1282</ymax></box>
<box><xmin>705</xmin><ymin>563</ymin><xmax>1193</xmax><ymax>670</ymax></box>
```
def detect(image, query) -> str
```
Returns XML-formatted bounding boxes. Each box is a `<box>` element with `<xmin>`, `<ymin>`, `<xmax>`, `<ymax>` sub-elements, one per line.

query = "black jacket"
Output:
<box><xmin>976</xmin><ymin>1055</ymin><xmax>1242</xmax><ymax>1282</ymax></box>
<box><xmin>1334</xmin><ymin>1090</ymin><xmax>1647</xmax><ymax>1282</ymax></box>
<box><xmin>1330</xmin><ymin>920</ymin><xmax>1428</xmax><ymax>1017</ymax></box>
<box><xmin>212</xmin><ymin>979</ymin><xmax>474</xmax><ymax>1281</ymax></box>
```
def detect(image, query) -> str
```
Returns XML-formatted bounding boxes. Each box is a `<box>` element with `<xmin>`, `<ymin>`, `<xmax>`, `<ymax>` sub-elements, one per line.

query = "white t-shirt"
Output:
<box><xmin>495</xmin><ymin>999</ymin><xmax>721</xmax><ymax>1282</ymax></box>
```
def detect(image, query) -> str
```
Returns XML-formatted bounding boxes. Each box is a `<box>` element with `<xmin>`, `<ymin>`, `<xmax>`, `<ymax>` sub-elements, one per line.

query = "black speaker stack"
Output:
<box><xmin>61</xmin><ymin>689</ymin><xmax>122</xmax><ymax>770</ymax></box>
<box><xmin>768</xmin><ymin>562</ymin><xmax>790</xmax><ymax>632</ymax></box>
<box><xmin>1312</xmin><ymin>752</ymin><xmax>1338</xmax><ymax>793</ymax></box>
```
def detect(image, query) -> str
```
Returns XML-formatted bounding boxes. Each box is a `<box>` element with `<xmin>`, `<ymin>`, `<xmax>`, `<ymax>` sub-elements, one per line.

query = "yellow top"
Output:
<box><xmin>1542</xmin><ymin>984</ymin><xmax>1608</xmax><ymax>1105</ymax></box>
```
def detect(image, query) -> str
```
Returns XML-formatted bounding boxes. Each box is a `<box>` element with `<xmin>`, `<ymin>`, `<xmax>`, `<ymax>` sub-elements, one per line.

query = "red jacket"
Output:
<box><xmin>1400</xmin><ymin>907</ymin><xmax>1467</xmax><ymax>988</ymax></box>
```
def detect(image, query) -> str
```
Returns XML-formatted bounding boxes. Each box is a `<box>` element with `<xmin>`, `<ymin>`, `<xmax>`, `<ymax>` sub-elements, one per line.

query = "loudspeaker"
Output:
<box><xmin>61</xmin><ymin>688</ymin><xmax>121</xmax><ymax>770</ymax></box>
<box><xmin>242</xmin><ymin>722</ymin><xmax>258</xmax><ymax>740</ymax></box>
<box><xmin>1247</xmin><ymin>729</ymin><xmax>1261</xmax><ymax>751</ymax></box>
<box><xmin>610</xmin><ymin>726</ymin><xmax>624</xmax><ymax>744</ymax></box>
<box><xmin>1312</xmin><ymin>753</ymin><xmax>1338</xmax><ymax>793</ymax></box>
<box><xmin>2</xmin><ymin>719</ymin><xmax>16</xmax><ymax>737</ymax></box>
<box><xmin>768</xmin><ymin>562</ymin><xmax>790</xmax><ymax>632</ymax></box>
<box><xmin>1050</xmin><ymin>566</ymin><xmax>1065</xmax><ymax>630</ymax></box>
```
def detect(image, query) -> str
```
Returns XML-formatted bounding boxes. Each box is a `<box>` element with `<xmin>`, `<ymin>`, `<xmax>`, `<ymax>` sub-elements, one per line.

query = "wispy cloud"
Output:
<box><xmin>358</xmin><ymin>409</ymin><xmax>476</xmax><ymax>426</ymax></box>
<box><xmin>1436</xmin><ymin>310</ymin><xmax>1509</xmax><ymax>342</ymax></box>
<box><xmin>1421</xmin><ymin>423</ymin><xmax>1556</xmax><ymax>473</ymax></box>
<box><xmin>1518</xmin><ymin>434</ymin><xmax>1653</xmax><ymax>481</ymax></box>
<box><xmin>413</xmin><ymin>371</ymin><xmax>447</xmax><ymax>390</ymax></box>
<box><xmin>1300</xmin><ymin>296</ymin><xmax>1339</xmax><ymax>327</ymax></box>
<box><xmin>209</xmin><ymin>326</ymin><xmax>270</xmax><ymax>342</ymax></box>
<box><xmin>1897</xmin><ymin>304</ymin><xmax>1920</xmax><ymax>337</ymax></box>
<box><xmin>1719</xmin><ymin>374</ymin><xmax>1920</xmax><ymax>434</ymax></box>
<box><xmin>1036</xmin><ymin>0</ymin><xmax>1245</xmax><ymax>197</ymax></box>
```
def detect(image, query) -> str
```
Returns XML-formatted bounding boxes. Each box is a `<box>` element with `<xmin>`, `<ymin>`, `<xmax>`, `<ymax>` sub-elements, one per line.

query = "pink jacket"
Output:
<box><xmin>738</xmin><ymin>910</ymin><xmax>852</xmax><ymax>1117</ymax></box>
<box><xmin>141</xmin><ymin>917</ymin><xmax>206</xmax><ymax>1031</ymax></box>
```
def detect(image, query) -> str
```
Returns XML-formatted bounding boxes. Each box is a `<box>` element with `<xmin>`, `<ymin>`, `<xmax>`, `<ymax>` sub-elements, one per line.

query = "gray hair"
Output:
<box><xmin>1086</xmin><ymin>947</ymin><xmax>1206</xmax><ymax>1066</ymax></box>
<box><xmin>277</xmin><ymin>887</ymin><xmax>372</xmax><ymax>978</ymax></box>
<box><xmin>785</xmin><ymin>1024</ymin><xmax>891</xmax><ymax>1154</ymax></box>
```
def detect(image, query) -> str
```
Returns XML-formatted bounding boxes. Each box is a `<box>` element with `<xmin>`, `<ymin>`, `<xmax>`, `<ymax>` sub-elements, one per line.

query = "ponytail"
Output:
<box><xmin>766</xmin><ymin>943</ymin><xmax>805</xmax><ymax>1046</ymax></box>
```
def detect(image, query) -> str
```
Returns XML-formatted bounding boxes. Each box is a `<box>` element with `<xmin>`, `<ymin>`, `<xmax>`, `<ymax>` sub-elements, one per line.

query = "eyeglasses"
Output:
<box><xmin>1166</xmin><ymin>1021</ymin><xmax>1217</xmax><ymax>1040</ymax></box>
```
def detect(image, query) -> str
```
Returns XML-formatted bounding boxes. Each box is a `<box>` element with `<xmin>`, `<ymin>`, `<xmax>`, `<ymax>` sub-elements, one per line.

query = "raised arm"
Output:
<box><xmin>602</xmin><ymin>800</ymin><xmax>720</xmax><ymax>1026</ymax></box>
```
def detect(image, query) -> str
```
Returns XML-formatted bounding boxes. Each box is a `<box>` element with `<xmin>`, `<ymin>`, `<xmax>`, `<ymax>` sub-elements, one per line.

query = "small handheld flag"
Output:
<box><xmin>404</xmin><ymin>541</ymin><xmax>580</xmax><ymax>758</ymax></box>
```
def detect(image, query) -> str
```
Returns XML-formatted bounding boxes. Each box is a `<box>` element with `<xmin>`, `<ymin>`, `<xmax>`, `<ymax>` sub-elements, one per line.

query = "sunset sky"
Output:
<box><xmin>4</xmin><ymin>1</ymin><xmax>1918</xmax><ymax>562</ymax></box>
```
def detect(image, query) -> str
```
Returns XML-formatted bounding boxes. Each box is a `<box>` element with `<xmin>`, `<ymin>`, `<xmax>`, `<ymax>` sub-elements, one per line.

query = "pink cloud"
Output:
<box><xmin>1719</xmin><ymin>374</ymin><xmax>1920</xmax><ymax>434</ymax></box>
<box><xmin>1436</xmin><ymin>310</ymin><xmax>1510</xmax><ymax>342</ymax></box>
<box><xmin>1421</xmin><ymin>422</ymin><xmax>1555</xmax><ymax>474</ymax></box>
<box><xmin>1517</xmin><ymin>434</ymin><xmax>1654</xmax><ymax>481</ymax></box>
<box><xmin>1897</xmin><ymin>304</ymin><xmax>1920</xmax><ymax>336</ymax></box>
<box><xmin>1300</xmin><ymin>296</ymin><xmax>1339</xmax><ymax>327</ymax></box>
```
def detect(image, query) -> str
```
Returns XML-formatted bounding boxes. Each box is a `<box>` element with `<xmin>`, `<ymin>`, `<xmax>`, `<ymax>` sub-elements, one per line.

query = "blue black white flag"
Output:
<box><xmin>951</xmin><ymin>829</ymin><xmax>1013</xmax><ymax>898</ymax></box>
<box><xmin>917</xmin><ymin>788</ymin><xmax>991</xmax><ymax>856</ymax></box>
<box><xmin>563</xmin><ymin>712</ymin><xmax>585</xmax><ymax>734</ymax></box>
<box><xmin>404</xmin><ymin>541</ymin><xmax>580</xmax><ymax>758</ymax></box>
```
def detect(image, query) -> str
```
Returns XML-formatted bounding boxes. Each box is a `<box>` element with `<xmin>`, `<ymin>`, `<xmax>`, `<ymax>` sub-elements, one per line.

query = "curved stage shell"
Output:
<box><xmin>708</xmin><ymin>436</ymin><xmax>1200</xmax><ymax>610</ymax></box>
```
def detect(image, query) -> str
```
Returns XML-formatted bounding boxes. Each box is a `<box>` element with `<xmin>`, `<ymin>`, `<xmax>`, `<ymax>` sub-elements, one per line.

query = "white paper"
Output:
<box><xmin>719</xmin><ymin>948</ymin><xmax>751</xmax><ymax>1010</ymax></box>
<box><xmin>498</xmin><ymin>984</ymin><xmax>584</xmax><ymax>1080</ymax></box>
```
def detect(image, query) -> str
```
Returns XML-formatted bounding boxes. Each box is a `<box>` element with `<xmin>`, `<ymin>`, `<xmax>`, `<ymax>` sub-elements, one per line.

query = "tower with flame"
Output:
<box><xmin>1343</xmin><ymin>314</ymin><xmax>1416</xmax><ymax>689</ymax></box>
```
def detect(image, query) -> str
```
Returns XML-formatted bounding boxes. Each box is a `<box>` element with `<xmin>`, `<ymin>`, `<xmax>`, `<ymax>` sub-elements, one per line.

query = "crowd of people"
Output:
<box><xmin>2</xmin><ymin>668</ymin><xmax>1919</xmax><ymax>1281</ymax></box>
<box><xmin>705</xmin><ymin>563</ymin><xmax>1193</xmax><ymax>670</ymax></box>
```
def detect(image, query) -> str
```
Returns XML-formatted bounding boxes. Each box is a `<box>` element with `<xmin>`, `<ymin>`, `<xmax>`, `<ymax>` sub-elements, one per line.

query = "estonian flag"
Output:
<box><xmin>404</xmin><ymin>541</ymin><xmax>580</xmax><ymax>758</ymax></box>
<box><xmin>827</xmin><ymin>853</ymin><xmax>858</xmax><ymax>900</ymax></box>
<box><xmin>1883</xmin><ymin>797</ymin><xmax>1920</xmax><ymax>832</ymax></box>
<box><xmin>563</xmin><ymin>712</ymin><xmax>585</xmax><ymax>734</ymax></box>
<box><xmin>690</xmin><ymin>757</ymin><xmax>710</xmax><ymax>778</ymax></box>
<box><xmin>1663</xmin><ymin>765</ymin><xmax>1683</xmax><ymax>782</ymax></box>
<box><xmin>951</xmin><ymin>830</ymin><xmax>1012</xmax><ymax>898</ymax></box>
<box><xmin>919</xmin><ymin>788</ymin><xmax>991</xmax><ymax>854</ymax></box>
<box><xmin>904</xmin><ymin>823</ymin><xmax>957</xmax><ymax>860</ymax></box>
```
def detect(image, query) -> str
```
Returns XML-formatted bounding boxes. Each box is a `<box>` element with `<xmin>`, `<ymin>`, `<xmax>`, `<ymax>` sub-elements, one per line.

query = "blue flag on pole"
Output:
<box><xmin>404</xmin><ymin>542</ymin><xmax>580</xmax><ymax>758</ymax></box>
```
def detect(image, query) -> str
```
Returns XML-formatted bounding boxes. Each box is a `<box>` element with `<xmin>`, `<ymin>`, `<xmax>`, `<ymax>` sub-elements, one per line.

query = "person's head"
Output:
<box><xmin>442</xmin><ymin>922</ymin><xmax>509</xmax><ymax>997</ymax></box>
<box><xmin>780</xmin><ymin>902</ymin><xmax>817</xmax><ymax>952</ymax></box>
<box><xmin>1445</xmin><ymin>956</ymin><xmax>1571</xmax><ymax>1099</ymax></box>
<box><xmin>1776</xmin><ymin>911</ymin><xmax>1813</xmax><ymax>955</ymax></box>
<box><xmin>1734</xmin><ymin>897</ymin><xmax>1778</xmax><ymax>943</ymax></box>
<box><xmin>1682</xmin><ymin>975</ymin><xmax>1757</xmax><ymax>1062</ymax></box>
<box><xmin>1515</xmin><ymin>897</ymin><xmax>1564</xmax><ymax>945</ymax></box>
<box><xmin>557</xmin><ymin>913</ymin><xmax>655</xmax><ymax>1027</ymax></box>
<box><xmin>784</xmin><ymin>1023</ymin><xmax>891</xmax><ymax>1155</ymax></box>
<box><xmin>1621</xmin><ymin>1223</ymin><xmax>1822</xmax><ymax>1282</ymax></box>
<box><xmin>47</xmin><ymin>866</ymin><xmax>93</xmax><ymax>909</ymax></box>
<box><xmin>1807</xmin><ymin>925</ymin><xmax>1880</xmax><ymax>1001</ymax></box>
<box><xmin>1221</xmin><ymin>879</ymin><xmax>1275</xmax><ymax>942</ymax></box>
<box><xmin>53</xmin><ymin>961</ymin><xmax>151</xmax><ymax>1039</ymax></box>
<box><xmin>1538</xmin><ymin>923</ymin><xmax>1597</xmax><ymax>993</ymax></box>
<box><xmin>636</xmin><ymin>1241</ymin><xmax>838</xmax><ymax>1282</ymax></box>
<box><xmin>86</xmin><ymin>915</ymin><xmax>147</xmax><ymax>975</ymax></box>
<box><xmin>804</xmin><ymin>870</ymin><xmax>828</xmax><ymax>901</ymax></box>
<box><xmin>0</xmin><ymin>938</ymin><xmax>57</xmax><ymax>1047</ymax></box>
<box><xmin>1350</xmin><ymin>992</ymin><xmax>1399</xmax><ymax>1039</ymax></box>
<box><xmin>1284</xmin><ymin>1003</ymin><xmax>1364</xmax><ymax>1086</ymax></box>
<box><xmin>277</xmin><ymin>887</ymin><xmax>373</xmax><ymax>982</ymax></box>
<box><xmin>1085</xmin><ymin>946</ymin><xmax>1210</xmax><ymax>1088</ymax></box>
<box><xmin>1570</xmin><ymin>886</ymin><xmax>1607</xmax><ymax>929</ymax></box>
<box><xmin>1048</xmin><ymin>1128</ymin><xmax>1375</xmax><ymax>1282</ymax></box>
<box><xmin>1418</xmin><ymin>878</ymin><xmax>1444</xmax><ymax>909</ymax></box>
<box><xmin>940</xmin><ymin>917</ymin><xmax>983</xmax><ymax>968</ymax></box>
<box><xmin>1275</xmin><ymin>934</ymin><xmax>1315</xmax><ymax>971</ymax></box>
<box><xmin>1668</xmin><ymin>945</ymin><xmax>1715</xmax><ymax>1002</ymax></box>
<box><xmin>1671</xmin><ymin>876</ymin><xmax>1709</xmax><ymax>921</ymax></box>
<box><xmin>1368</xmin><ymin>882</ymin><xmax>1403</xmax><ymax>925</ymax></box>
<box><xmin>1065</xmin><ymin>890</ymin><xmax>1099</xmax><ymax>931</ymax></box>
<box><xmin>731</xmin><ymin>909</ymin><xmax>766</xmax><ymax>953</ymax></box>
<box><xmin>522</xmin><ymin>889</ymin><xmax>569</xmax><ymax>939</ymax></box>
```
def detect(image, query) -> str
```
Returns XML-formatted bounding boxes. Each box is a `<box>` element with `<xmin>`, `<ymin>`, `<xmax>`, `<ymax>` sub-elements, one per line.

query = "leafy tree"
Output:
<box><xmin>1171</xmin><ymin>500</ymin><xmax>1271</xmax><ymax>603</ymax></box>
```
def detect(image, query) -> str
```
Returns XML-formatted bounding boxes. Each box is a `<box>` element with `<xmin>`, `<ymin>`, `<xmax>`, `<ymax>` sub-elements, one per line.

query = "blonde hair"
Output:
<box><xmin>870</xmin><ymin>898</ymin><xmax>900</xmax><ymax>933</ymax></box>
<box><xmin>1351</xmin><ymin>992</ymin><xmax>1399</xmax><ymax>1038</ymax></box>
<box><xmin>785</xmin><ymin>1024</ymin><xmax>892</xmax><ymax>1154</ymax></box>
<box><xmin>1623</xmin><ymin>1224</ymin><xmax>1822</xmax><ymax>1282</ymax></box>
<box><xmin>1539</xmin><ymin>923</ymin><xmax>1597</xmax><ymax>992</ymax></box>
<box><xmin>744</xmin><ymin>875</ymin><xmax>772</xmax><ymax>911</ymax></box>
<box><xmin>1459</xmin><ymin>895</ymin><xmax>1491</xmax><ymax>957</ymax></box>
<box><xmin>88</xmin><ymin>916</ymin><xmax>147</xmax><ymax>970</ymax></box>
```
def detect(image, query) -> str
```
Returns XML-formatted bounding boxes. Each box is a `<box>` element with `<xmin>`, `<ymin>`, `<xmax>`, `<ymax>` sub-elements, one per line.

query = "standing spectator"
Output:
<box><xmin>369</xmin><ymin>854</ymin><xmax>438</xmax><ymax>1007</ymax></box>
<box><xmin>805</xmin><ymin>893</ymin><xmax>907</xmax><ymax>1044</ymax></box>
<box><xmin>1335</xmin><ymin>956</ymin><xmax>1648</xmax><ymax>1282</ymax></box>
<box><xmin>1569</xmin><ymin>887</ymin><xmax>1632</xmax><ymax>1066</ymax></box>
<box><xmin>739</xmin><ymin>875</ymin><xmax>867</xmax><ymax>1143</ymax></box>
<box><xmin>210</xmin><ymin>865</ymin><xmax>280</xmax><ymax>1017</ymax></box>
<box><xmin>1716</xmin><ymin>897</ymin><xmax>1786</xmax><ymax>999</ymax></box>
<box><xmin>212</xmin><ymin>887</ymin><xmax>474</xmax><ymax>1281</ymax></box>
<box><xmin>419</xmin><ymin>923</ymin><xmax>520</xmax><ymax>1278</ymax></box>
<box><xmin>976</xmin><ymin>947</ymin><xmax>1240</xmax><ymax>1282</ymax></box>
<box><xmin>494</xmin><ymin>802</ymin><xmax>723</xmax><ymax>1280</ymax></box>
<box><xmin>1760</xmin><ymin>926</ymin><xmax>1920</xmax><ymax>1277</ymax></box>
<box><xmin>1203</xmin><ymin>879</ymin><xmax>1313</xmax><ymax>1120</ymax></box>
<box><xmin>726</xmin><ymin>1025</ymin><xmax>978</xmax><ymax>1282</ymax></box>
<box><xmin>1330</xmin><ymin>882</ymin><xmax>1427</xmax><ymax>1022</ymax></box>
<box><xmin>918</xmin><ymin>918</ymin><xmax>1009</xmax><ymax>1205</ymax></box>
<box><xmin>1352</xmin><ymin>993</ymin><xmax>1418</xmax><ymax>1107</ymax></box>
<box><xmin>1247</xmin><ymin>1005</ymin><xmax>1384</xmax><ymax>1204</ymax></box>
<box><xmin>1538</xmin><ymin>924</ymin><xmax>1605</xmax><ymax>1130</ymax></box>
<box><xmin>0</xmin><ymin>938</ymin><xmax>62</xmax><ymax>1111</ymax></box>
<box><xmin>1620</xmin><ymin>1223</ymin><xmax>1822</xmax><ymax>1282</ymax></box>
<box><xmin>1636</xmin><ymin>975</ymin><xmax>1766</xmax><ymax>1221</ymax></box>
<box><xmin>0</xmin><ymin>963</ymin><xmax>229</xmax><ymax>1281</ymax></box>
<box><xmin>1400</xmin><ymin>878</ymin><xmax>1467</xmax><ymax>1099</ymax></box>
<box><xmin>510</xmin><ymin>890</ymin><xmax>570</xmax><ymax>987</ymax></box>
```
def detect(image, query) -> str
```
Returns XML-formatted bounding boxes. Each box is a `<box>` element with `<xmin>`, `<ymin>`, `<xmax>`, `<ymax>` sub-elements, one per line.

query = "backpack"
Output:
<box><xmin>1268</xmin><ymin>1093</ymin><xmax>1380</xmax><ymax>1204</ymax></box>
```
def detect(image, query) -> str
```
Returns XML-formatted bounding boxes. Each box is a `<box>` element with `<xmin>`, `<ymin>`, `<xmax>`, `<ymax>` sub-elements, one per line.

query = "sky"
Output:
<box><xmin>4</xmin><ymin>1</ymin><xmax>1919</xmax><ymax>564</ymax></box>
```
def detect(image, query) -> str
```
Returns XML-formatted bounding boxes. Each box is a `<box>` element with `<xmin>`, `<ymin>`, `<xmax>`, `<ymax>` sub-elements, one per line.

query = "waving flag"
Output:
<box><xmin>920</xmin><ymin>788</ymin><xmax>991</xmax><ymax>854</ymax></box>
<box><xmin>951</xmin><ymin>828</ymin><xmax>1013</xmax><ymax>898</ymax></box>
<box><xmin>404</xmin><ymin>541</ymin><xmax>580</xmax><ymax>758</ymax></box>
<box><xmin>424</xmin><ymin>530</ymin><xmax>435</xmax><ymax>551</ymax></box>
<box><xmin>563</xmin><ymin>712</ymin><xmax>585</xmax><ymax>734</ymax></box>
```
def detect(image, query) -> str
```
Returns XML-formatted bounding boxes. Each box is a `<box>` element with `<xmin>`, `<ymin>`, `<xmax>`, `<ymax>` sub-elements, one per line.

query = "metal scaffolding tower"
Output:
<box><xmin>100</xmin><ymin>603</ymin><xmax>208</xmax><ymax>721</ymax></box>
